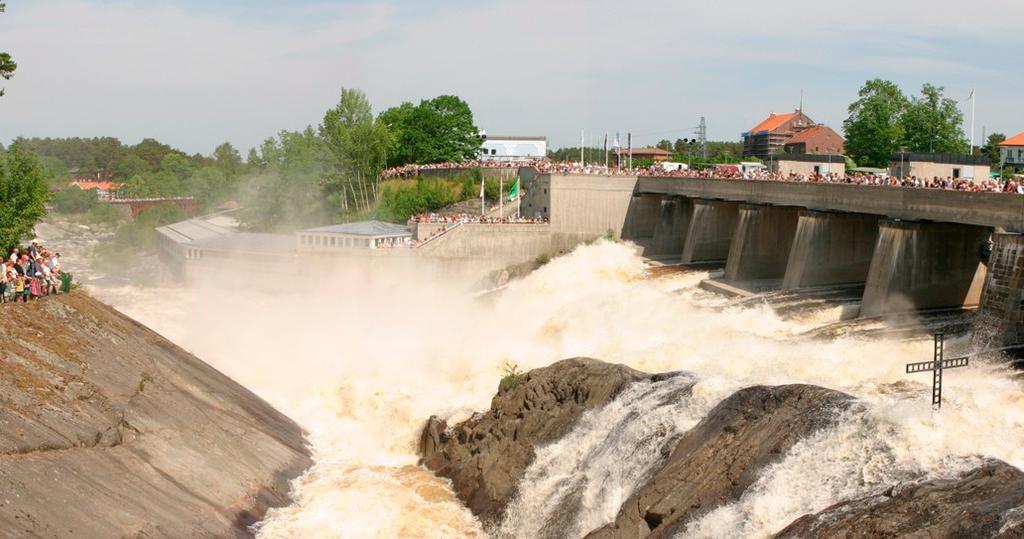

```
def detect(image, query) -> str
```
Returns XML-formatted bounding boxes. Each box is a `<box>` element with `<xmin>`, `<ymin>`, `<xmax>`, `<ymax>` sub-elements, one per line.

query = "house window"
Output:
<box><xmin>814</xmin><ymin>165</ymin><xmax>821</xmax><ymax>174</ymax></box>
<box><xmin>953</xmin><ymin>168</ymin><xmax>961</xmax><ymax>179</ymax></box>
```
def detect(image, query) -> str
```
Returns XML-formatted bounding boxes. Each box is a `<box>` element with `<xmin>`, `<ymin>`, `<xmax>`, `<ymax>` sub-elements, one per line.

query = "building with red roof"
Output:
<box><xmin>741</xmin><ymin>108</ymin><xmax>815</xmax><ymax>160</ymax></box>
<box><xmin>1000</xmin><ymin>132</ymin><xmax>1024</xmax><ymax>169</ymax></box>
<box><xmin>783</xmin><ymin>125</ymin><xmax>845</xmax><ymax>156</ymax></box>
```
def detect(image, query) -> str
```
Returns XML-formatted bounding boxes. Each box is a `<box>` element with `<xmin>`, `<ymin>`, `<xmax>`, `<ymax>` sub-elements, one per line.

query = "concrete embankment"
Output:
<box><xmin>0</xmin><ymin>291</ymin><xmax>311</xmax><ymax>538</ymax></box>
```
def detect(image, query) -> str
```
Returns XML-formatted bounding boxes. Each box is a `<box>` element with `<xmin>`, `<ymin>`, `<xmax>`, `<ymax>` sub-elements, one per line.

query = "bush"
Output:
<box><xmin>499</xmin><ymin>362</ymin><xmax>525</xmax><ymax>390</ymax></box>
<box><xmin>52</xmin><ymin>188</ymin><xmax>98</xmax><ymax>214</ymax></box>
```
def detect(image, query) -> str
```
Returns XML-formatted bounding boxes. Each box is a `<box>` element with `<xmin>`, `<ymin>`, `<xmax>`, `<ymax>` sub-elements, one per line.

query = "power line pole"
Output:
<box><xmin>698</xmin><ymin>116</ymin><xmax>708</xmax><ymax>161</ymax></box>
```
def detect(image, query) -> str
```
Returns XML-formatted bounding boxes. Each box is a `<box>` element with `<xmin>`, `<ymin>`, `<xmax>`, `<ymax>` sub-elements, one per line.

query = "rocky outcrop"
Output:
<box><xmin>586</xmin><ymin>384</ymin><xmax>854</xmax><ymax>538</ymax></box>
<box><xmin>0</xmin><ymin>292</ymin><xmax>311</xmax><ymax>538</ymax></box>
<box><xmin>418</xmin><ymin>358</ymin><xmax>645</xmax><ymax>523</ymax></box>
<box><xmin>775</xmin><ymin>460</ymin><xmax>1024</xmax><ymax>538</ymax></box>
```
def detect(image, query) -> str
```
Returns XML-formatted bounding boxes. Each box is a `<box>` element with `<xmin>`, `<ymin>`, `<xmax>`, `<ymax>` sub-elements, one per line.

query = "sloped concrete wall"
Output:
<box><xmin>681</xmin><ymin>200</ymin><xmax>740</xmax><ymax>264</ymax></box>
<box><xmin>724</xmin><ymin>204</ymin><xmax>800</xmax><ymax>282</ymax></box>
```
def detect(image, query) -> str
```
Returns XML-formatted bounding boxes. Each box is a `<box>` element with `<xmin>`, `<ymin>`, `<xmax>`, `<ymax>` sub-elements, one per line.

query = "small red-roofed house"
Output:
<box><xmin>741</xmin><ymin>109</ymin><xmax>816</xmax><ymax>160</ymax></box>
<box><xmin>999</xmin><ymin>132</ymin><xmax>1024</xmax><ymax>169</ymax></box>
<box><xmin>783</xmin><ymin>125</ymin><xmax>845</xmax><ymax>156</ymax></box>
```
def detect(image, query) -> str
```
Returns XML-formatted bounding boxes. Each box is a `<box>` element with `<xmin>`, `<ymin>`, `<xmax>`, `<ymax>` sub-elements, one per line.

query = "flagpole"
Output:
<box><xmin>970</xmin><ymin>89</ymin><xmax>976</xmax><ymax>155</ymax></box>
<box><xmin>480</xmin><ymin>175</ymin><xmax>485</xmax><ymax>217</ymax></box>
<box><xmin>604</xmin><ymin>133</ymin><xmax>608</xmax><ymax>169</ymax></box>
<box><xmin>580</xmin><ymin>130</ymin><xmax>585</xmax><ymax>166</ymax></box>
<box><xmin>499</xmin><ymin>174</ymin><xmax>503</xmax><ymax>218</ymax></box>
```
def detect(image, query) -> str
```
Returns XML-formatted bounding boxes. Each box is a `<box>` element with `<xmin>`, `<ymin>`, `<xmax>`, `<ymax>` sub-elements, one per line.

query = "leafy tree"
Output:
<box><xmin>656</xmin><ymin>139</ymin><xmax>673</xmax><ymax>151</ymax></box>
<box><xmin>380</xmin><ymin>95</ymin><xmax>479</xmax><ymax>166</ymax></box>
<box><xmin>0</xmin><ymin>147</ymin><xmax>51</xmax><ymax>251</ymax></box>
<box><xmin>319</xmin><ymin>87</ymin><xmax>390</xmax><ymax>214</ymax></box>
<box><xmin>131</xmin><ymin>138</ymin><xmax>176</xmax><ymax>169</ymax></box>
<box><xmin>981</xmin><ymin>133</ymin><xmax>1006</xmax><ymax>166</ymax></box>
<box><xmin>159</xmin><ymin>153</ymin><xmax>194</xmax><ymax>183</ymax></box>
<box><xmin>237</xmin><ymin>128</ymin><xmax>329</xmax><ymax>231</ymax></box>
<box><xmin>899</xmin><ymin>83</ymin><xmax>967</xmax><ymax>154</ymax></box>
<box><xmin>115</xmin><ymin>154</ymin><xmax>151</xmax><ymax>180</ymax></box>
<box><xmin>379</xmin><ymin>102</ymin><xmax>417</xmax><ymax>166</ymax></box>
<box><xmin>38</xmin><ymin>155</ymin><xmax>69</xmax><ymax>188</ymax></box>
<box><xmin>0</xmin><ymin>2</ymin><xmax>15</xmax><ymax>97</ymax></box>
<box><xmin>213</xmin><ymin>142</ymin><xmax>243</xmax><ymax>180</ymax></box>
<box><xmin>843</xmin><ymin>79</ymin><xmax>908</xmax><ymax>167</ymax></box>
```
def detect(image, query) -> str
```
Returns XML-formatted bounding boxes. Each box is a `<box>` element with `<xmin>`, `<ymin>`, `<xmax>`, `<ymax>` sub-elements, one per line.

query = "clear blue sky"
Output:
<box><xmin>1</xmin><ymin>0</ymin><xmax>1021</xmax><ymax>155</ymax></box>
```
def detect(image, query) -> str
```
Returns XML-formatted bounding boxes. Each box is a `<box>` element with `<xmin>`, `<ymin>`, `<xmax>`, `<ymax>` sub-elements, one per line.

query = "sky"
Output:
<box><xmin>1</xmin><ymin>0</ymin><xmax>1022</xmax><ymax>155</ymax></box>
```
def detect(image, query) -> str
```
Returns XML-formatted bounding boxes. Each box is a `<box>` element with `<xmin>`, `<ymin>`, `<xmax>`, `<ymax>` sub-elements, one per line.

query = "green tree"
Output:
<box><xmin>0</xmin><ymin>2</ymin><xmax>16</xmax><ymax>97</ymax></box>
<box><xmin>131</xmin><ymin>138</ymin><xmax>176</xmax><ymax>169</ymax></box>
<box><xmin>899</xmin><ymin>83</ymin><xmax>967</xmax><ymax>154</ymax></box>
<box><xmin>115</xmin><ymin>154</ymin><xmax>151</xmax><ymax>180</ymax></box>
<box><xmin>319</xmin><ymin>87</ymin><xmax>390</xmax><ymax>214</ymax></box>
<box><xmin>656</xmin><ymin>139</ymin><xmax>673</xmax><ymax>151</ymax></box>
<box><xmin>237</xmin><ymin>128</ymin><xmax>329</xmax><ymax>231</ymax></box>
<box><xmin>843</xmin><ymin>79</ymin><xmax>908</xmax><ymax>167</ymax></box>
<box><xmin>213</xmin><ymin>142</ymin><xmax>243</xmax><ymax>180</ymax></box>
<box><xmin>0</xmin><ymin>148</ymin><xmax>50</xmax><ymax>251</ymax></box>
<box><xmin>981</xmin><ymin>133</ymin><xmax>1006</xmax><ymax>166</ymax></box>
<box><xmin>380</xmin><ymin>95</ymin><xmax>479</xmax><ymax>166</ymax></box>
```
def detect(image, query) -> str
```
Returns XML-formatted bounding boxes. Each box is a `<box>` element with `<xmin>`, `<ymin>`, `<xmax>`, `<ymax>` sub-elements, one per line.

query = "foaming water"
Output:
<box><xmin>497</xmin><ymin>374</ymin><xmax>699</xmax><ymax>539</ymax></box>
<box><xmin>86</xmin><ymin>241</ymin><xmax>1024</xmax><ymax>538</ymax></box>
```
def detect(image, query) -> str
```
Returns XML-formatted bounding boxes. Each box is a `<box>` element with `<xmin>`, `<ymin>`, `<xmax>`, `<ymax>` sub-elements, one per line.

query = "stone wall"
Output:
<box><xmin>972</xmin><ymin>232</ymin><xmax>1024</xmax><ymax>354</ymax></box>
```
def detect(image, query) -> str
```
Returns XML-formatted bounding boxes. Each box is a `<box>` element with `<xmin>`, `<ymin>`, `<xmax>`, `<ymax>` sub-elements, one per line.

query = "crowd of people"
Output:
<box><xmin>409</xmin><ymin>212</ymin><xmax>548</xmax><ymax>225</ymax></box>
<box><xmin>2</xmin><ymin>241</ymin><xmax>67</xmax><ymax>303</ymax></box>
<box><xmin>380</xmin><ymin>158</ymin><xmax>1024</xmax><ymax>194</ymax></box>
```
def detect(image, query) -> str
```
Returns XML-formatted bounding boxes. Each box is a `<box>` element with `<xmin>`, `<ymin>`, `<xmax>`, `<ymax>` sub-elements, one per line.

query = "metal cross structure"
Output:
<box><xmin>905</xmin><ymin>333</ymin><xmax>969</xmax><ymax>409</ymax></box>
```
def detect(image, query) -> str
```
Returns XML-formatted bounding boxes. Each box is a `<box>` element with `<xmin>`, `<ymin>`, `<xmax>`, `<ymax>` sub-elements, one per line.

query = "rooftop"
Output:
<box><xmin>748</xmin><ymin>111</ymin><xmax>797</xmax><ymax>135</ymax></box>
<box><xmin>1000</xmin><ymin>133</ymin><xmax>1024</xmax><ymax>147</ymax></box>
<box><xmin>786</xmin><ymin>125</ymin><xmax>844</xmax><ymax>145</ymax></box>
<box><xmin>304</xmin><ymin>220</ymin><xmax>412</xmax><ymax>237</ymax></box>
<box><xmin>155</xmin><ymin>217</ymin><xmax>238</xmax><ymax>245</ymax></box>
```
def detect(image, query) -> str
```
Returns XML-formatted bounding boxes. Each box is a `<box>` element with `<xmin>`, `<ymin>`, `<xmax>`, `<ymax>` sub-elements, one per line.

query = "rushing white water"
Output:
<box><xmin>82</xmin><ymin>240</ymin><xmax>1024</xmax><ymax>538</ymax></box>
<box><xmin>497</xmin><ymin>373</ymin><xmax>700</xmax><ymax>539</ymax></box>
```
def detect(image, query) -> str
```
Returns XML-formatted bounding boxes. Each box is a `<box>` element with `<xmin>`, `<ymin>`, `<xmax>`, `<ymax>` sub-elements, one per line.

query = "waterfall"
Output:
<box><xmin>496</xmin><ymin>373</ymin><xmax>699</xmax><ymax>539</ymax></box>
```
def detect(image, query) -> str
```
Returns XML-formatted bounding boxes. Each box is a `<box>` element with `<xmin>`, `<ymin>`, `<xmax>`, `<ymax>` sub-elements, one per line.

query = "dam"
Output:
<box><xmin>515</xmin><ymin>171</ymin><xmax>1024</xmax><ymax>355</ymax></box>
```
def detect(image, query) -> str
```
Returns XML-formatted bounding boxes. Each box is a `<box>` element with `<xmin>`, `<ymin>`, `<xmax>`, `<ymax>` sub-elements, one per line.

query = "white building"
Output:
<box><xmin>1000</xmin><ymin>133</ymin><xmax>1024</xmax><ymax>169</ymax></box>
<box><xmin>298</xmin><ymin>221</ymin><xmax>413</xmax><ymax>251</ymax></box>
<box><xmin>479</xmin><ymin>136</ymin><xmax>547</xmax><ymax>162</ymax></box>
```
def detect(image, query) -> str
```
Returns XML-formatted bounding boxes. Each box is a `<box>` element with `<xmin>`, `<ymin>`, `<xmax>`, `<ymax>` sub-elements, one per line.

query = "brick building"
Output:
<box><xmin>783</xmin><ymin>125</ymin><xmax>845</xmax><ymax>155</ymax></box>
<box><xmin>741</xmin><ymin>109</ymin><xmax>815</xmax><ymax>160</ymax></box>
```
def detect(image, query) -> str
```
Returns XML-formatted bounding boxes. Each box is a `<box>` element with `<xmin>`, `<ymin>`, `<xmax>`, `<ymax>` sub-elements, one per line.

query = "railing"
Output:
<box><xmin>414</xmin><ymin>221</ymin><xmax>465</xmax><ymax>248</ymax></box>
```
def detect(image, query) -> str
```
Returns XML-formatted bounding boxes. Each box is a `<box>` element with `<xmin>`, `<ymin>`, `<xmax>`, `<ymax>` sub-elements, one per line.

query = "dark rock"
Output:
<box><xmin>586</xmin><ymin>384</ymin><xmax>855</xmax><ymax>538</ymax></box>
<box><xmin>0</xmin><ymin>291</ymin><xmax>312</xmax><ymax>538</ymax></box>
<box><xmin>418</xmin><ymin>357</ymin><xmax>645</xmax><ymax>523</ymax></box>
<box><xmin>775</xmin><ymin>460</ymin><xmax>1024</xmax><ymax>538</ymax></box>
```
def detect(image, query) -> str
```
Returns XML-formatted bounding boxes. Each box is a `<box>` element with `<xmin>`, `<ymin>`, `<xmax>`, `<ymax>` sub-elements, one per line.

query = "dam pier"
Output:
<box><xmin>517</xmin><ymin>171</ymin><xmax>1024</xmax><ymax>355</ymax></box>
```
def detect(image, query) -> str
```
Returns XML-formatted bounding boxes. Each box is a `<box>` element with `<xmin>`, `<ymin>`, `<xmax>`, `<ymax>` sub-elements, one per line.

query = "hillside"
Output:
<box><xmin>0</xmin><ymin>291</ymin><xmax>311</xmax><ymax>538</ymax></box>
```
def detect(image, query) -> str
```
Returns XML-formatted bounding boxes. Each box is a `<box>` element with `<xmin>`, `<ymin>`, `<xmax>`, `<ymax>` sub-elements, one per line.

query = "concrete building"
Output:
<box><xmin>155</xmin><ymin>213</ymin><xmax>240</xmax><ymax>276</ymax></box>
<box><xmin>999</xmin><ymin>132</ymin><xmax>1024</xmax><ymax>169</ymax></box>
<box><xmin>769</xmin><ymin>153</ymin><xmax>845</xmax><ymax>176</ymax></box>
<box><xmin>742</xmin><ymin>109</ymin><xmax>816</xmax><ymax>160</ymax></box>
<box><xmin>783</xmin><ymin>125</ymin><xmax>845</xmax><ymax>155</ymax></box>
<box><xmin>890</xmin><ymin>152</ymin><xmax>991</xmax><ymax>181</ymax></box>
<box><xmin>298</xmin><ymin>221</ymin><xmax>413</xmax><ymax>251</ymax></box>
<box><xmin>479</xmin><ymin>136</ymin><xmax>547</xmax><ymax>162</ymax></box>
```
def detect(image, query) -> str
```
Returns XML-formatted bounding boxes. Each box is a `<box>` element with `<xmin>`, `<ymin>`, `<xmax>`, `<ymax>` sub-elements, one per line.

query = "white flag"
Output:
<box><xmin>612</xmin><ymin>132</ymin><xmax>621</xmax><ymax>150</ymax></box>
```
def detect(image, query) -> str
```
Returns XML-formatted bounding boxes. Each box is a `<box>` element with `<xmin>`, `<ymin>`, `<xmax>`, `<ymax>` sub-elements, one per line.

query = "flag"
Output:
<box><xmin>507</xmin><ymin>178</ymin><xmax>520</xmax><ymax>201</ymax></box>
<box><xmin>612</xmin><ymin>132</ymin><xmax>621</xmax><ymax>149</ymax></box>
<box><xmin>479</xmin><ymin>177</ymin><xmax>485</xmax><ymax>198</ymax></box>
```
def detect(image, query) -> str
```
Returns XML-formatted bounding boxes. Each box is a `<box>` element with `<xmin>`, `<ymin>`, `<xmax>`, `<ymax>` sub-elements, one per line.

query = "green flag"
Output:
<box><xmin>507</xmin><ymin>178</ymin><xmax>520</xmax><ymax>201</ymax></box>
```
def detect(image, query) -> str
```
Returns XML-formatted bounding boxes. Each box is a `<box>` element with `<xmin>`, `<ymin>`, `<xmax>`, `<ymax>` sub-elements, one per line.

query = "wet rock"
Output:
<box><xmin>586</xmin><ymin>384</ymin><xmax>855</xmax><ymax>539</ymax></box>
<box><xmin>775</xmin><ymin>460</ymin><xmax>1024</xmax><ymax>538</ymax></box>
<box><xmin>419</xmin><ymin>357</ymin><xmax>645</xmax><ymax>523</ymax></box>
<box><xmin>0</xmin><ymin>291</ymin><xmax>311</xmax><ymax>538</ymax></box>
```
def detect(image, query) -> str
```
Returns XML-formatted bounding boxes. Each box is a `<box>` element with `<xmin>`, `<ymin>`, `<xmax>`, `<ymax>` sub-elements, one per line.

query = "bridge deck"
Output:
<box><xmin>637</xmin><ymin>177</ymin><xmax>1024</xmax><ymax>231</ymax></box>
